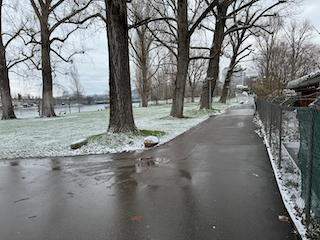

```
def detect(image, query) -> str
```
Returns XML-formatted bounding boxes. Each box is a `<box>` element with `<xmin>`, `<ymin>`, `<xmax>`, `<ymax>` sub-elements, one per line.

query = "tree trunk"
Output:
<box><xmin>219</xmin><ymin>70</ymin><xmax>232</xmax><ymax>104</ymax></box>
<box><xmin>41</xmin><ymin>12</ymin><xmax>56</xmax><ymax>117</ymax></box>
<box><xmin>220</xmin><ymin>47</ymin><xmax>239</xmax><ymax>104</ymax></box>
<box><xmin>141</xmin><ymin>87</ymin><xmax>148</xmax><ymax>107</ymax></box>
<box><xmin>78</xmin><ymin>96</ymin><xmax>81</xmax><ymax>113</ymax></box>
<box><xmin>0</xmin><ymin>1</ymin><xmax>16</xmax><ymax>120</ymax></box>
<box><xmin>141</xmin><ymin>63</ymin><xmax>148</xmax><ymax>107</ymax></box>
<box><xmin>106</xmin><ymin>0</ymin><xmax>138</xmax><ymax>133</ymax></box>
<box><xmin>191</xmin><ymin>86</ymin><xmax>195</xmax><ymax>103</ymax></box>
<box><xmin>0</xmin><ymin>43</ymin><xmax>16</xmax><ymax>120</ymax></box>
<box><xmin>199</xmin><ymin>3</ymin><xmax>229</xmax><ymax>109</ymax></box>
<box><xmin>170</xmin><ymin>0</ymin><xmax>189</xmax><ymax>118</ymax></box>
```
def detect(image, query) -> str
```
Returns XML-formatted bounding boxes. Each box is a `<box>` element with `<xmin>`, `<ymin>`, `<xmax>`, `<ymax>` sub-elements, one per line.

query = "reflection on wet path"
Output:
<box><xmin>0</xmin><ymin>153</ymin><xmax>202</xmax><ymax>239</ymax></box>
<box><xmin>0</xmin><ymin>104</ymin><xmax>299</xmax><ymax>240</ymax></box>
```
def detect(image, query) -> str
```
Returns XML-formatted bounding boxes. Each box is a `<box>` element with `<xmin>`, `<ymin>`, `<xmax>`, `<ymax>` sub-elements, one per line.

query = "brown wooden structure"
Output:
<box><xmin>287</xmin><ymin>71</ymin><xmax>320</xmax><ymax>107</ymax></box>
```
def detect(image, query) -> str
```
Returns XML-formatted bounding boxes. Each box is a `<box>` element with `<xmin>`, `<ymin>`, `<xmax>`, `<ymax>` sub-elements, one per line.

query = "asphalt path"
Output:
<box><xmin>0</xmin><ymin>103</ymin><xmax>300</xmax><ymax>240</ymax></box>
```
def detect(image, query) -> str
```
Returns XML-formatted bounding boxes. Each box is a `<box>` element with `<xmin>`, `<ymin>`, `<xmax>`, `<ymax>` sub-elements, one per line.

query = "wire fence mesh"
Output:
<box><xmin>255</xmin><ymin>98</ymin><xmax>320</xmax><ymax>223</ymax></box>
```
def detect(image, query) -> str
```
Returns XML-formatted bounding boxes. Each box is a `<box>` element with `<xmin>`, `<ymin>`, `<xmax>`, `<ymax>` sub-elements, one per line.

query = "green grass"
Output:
<box><xmin>0</xmin><ymin>99</ymin><xmax>239</xmax><ymax>159</ymax></box>
<box><xmin>132</xmin><ymin>130</ymin><xmax>166</xmax><ymax>137</ymax></box>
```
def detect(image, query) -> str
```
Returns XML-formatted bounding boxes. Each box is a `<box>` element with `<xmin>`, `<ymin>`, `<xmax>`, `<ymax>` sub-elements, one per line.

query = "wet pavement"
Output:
<box><xmin>0</xmin><ymin>104</ymin><xmax>300</xmax><ymax>240</ymax></box>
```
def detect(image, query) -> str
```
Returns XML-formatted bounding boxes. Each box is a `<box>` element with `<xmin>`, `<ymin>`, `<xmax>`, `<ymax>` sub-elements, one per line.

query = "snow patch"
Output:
<box><xmin>254</xmin><ymin>114</ymin><xmax>307</xmax><ymax>239</ymax></box>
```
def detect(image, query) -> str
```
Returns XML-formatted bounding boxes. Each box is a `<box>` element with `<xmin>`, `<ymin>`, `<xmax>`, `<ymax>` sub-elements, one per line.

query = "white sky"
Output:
<box><xmin>8</xmin><ymin>0</ymin><xmax>320</xmax><ymax>97</ymax></box>
<box><xmin>301</xmin><ymin>0</ymin><xmax>320</xmax><ymax>33</ymax></box>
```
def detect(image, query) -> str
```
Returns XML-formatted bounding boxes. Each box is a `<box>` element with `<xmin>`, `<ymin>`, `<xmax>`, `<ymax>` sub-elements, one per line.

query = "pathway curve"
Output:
<box><xmin>0</xmin><ymin>103</ymin><xmax>300</xmax><ymax>239</ymax></box>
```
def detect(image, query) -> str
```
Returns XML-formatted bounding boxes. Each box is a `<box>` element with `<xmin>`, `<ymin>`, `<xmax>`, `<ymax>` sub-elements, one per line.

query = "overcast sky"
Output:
<box><xmin>9</xmin><ymin>0</ymin><xmax>320</xmax><ymax>97</ymax></box>
<box><xmin>302</xmin><ymin>0</ymin><xmax>320</xmax><ymax>32</ymax></box>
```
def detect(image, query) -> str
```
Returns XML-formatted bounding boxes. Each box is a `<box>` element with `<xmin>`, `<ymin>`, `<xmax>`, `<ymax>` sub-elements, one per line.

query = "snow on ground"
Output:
<box><xmin>254</xmin><ymin>115</ymin><xmax>307</xmax><ymax>239</ymax></box>
<box><xmin>0</xmin><ymin>101</ymin><xmax>237</xmax><ymax>160</ymax></box>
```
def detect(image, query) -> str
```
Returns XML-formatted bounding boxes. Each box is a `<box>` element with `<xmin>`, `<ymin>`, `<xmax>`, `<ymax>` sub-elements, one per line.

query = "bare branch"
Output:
<box><xmin>128</xmin><ymin>17</ymin><xmax>176</xmax><ymax>29</ymax></box>
<box><xmin>51</xmin><ymin>48</ymin><xmax>84</xmax><ymax>63</ymax></box>
<box><xmin>189</xmin><ymin>0</ymin><xmax>219</xmax><ymax>37</ymax></box>
<box><xmin>49</xmin><ymin>0</ymin><xmax>94</xmax><ymax>35</ymax></box>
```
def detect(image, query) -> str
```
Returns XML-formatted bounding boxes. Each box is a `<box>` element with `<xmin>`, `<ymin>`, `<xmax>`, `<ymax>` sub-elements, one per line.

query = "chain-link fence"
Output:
<box><xmin>255</xmin><ymin>98</ymin><xmax>320</xmax><ymax>224</ymax></box>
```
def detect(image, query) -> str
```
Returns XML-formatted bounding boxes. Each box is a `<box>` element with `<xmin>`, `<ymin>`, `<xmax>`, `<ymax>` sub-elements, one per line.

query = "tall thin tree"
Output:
<box><xmin>150</xmin><ymin>0</ymin><xmax>219</xmax><ymax>117</ymax></box>
<box><xmin>0</xmin><ymin>0</ymin><xmax>32</xmax><ymax>119</ymax></box>
<box><xmin>0</xmin><ymin>0</ymin><xmax>15</xmax><ymax>120</ymax></box>
<box><xmin>29</xmin><ymin>0</ymin><xmax>93</xmax><ymax>117</ymax></box>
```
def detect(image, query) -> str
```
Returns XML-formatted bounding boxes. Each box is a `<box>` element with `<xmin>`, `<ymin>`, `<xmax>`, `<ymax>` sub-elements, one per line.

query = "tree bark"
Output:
<box><xmin>41</xmin><ymin>19</ymin><xmax>56</xmax><ymax>117</ymax></box>
<box><xmin>170</xmin><ymin>0</ymin><xmax>189</xmax><ymax>118</ymax></box>
<box><xmin>219</xmin><ymin>69</ymin><xmax>232</xmax><ymax>104</ymax></box>
<box><xmin>106</xmin><ymin>0</ymin><xmax>138</xmax><ymax>133</ymax></box>
<box><xmin>199</xmin><ymin>2</ymin><xmax>229</xmax><ymax>109</ymax></box>
<box><xmin>0</xmin><ymin>0</ymin><xmax>16</xmax><ymax>120</ymax></box>
<box><xmin>30</xmin><ymin>1</ymin><xmax>56</xmax><ymax>117</ymax></box>
<box><xmin>220</xmin><ymin>44</ymin><xmax>240</xmax><ymax>104</ymax></box>
<box><xmin>191</xmin><ymin>87</ymin><xmax>195</xmax><ymax>103</ymax></box>
<box><xmin>141</xmin><ymin>42</ymin><xmax>149</xmax><ymax>107</ymax></box>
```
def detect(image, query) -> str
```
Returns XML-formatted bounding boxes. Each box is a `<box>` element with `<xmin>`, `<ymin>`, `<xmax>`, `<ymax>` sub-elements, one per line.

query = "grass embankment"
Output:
<box><xmin>0</xmin><ymin>101</ymin><xmax>237</xmax><ymax>160</ymax></box>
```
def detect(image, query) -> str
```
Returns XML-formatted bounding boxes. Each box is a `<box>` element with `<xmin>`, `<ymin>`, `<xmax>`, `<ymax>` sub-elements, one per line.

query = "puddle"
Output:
<box><xmin>136</xmin><ymin>157</ymin><xmax>170</xmax><ymax>167</ymax></box>
<box><xmin>118</xmin><ymin>165</ymin><xmax>136</xmax><ymax>170</ymax></box>
<box><xmin>51</xmin><ymin>159</ymin><xmax>61</xmax><ymax>171</ymax></box>
<box><xmin>10</xmin><ymin>161</ymin><xmax>20</xmax><ymax>166</ymax></box>
<box><xmin>117</xmin><ymin>157</ymin><xmax>170</xmax><ymax>170</ymax></box>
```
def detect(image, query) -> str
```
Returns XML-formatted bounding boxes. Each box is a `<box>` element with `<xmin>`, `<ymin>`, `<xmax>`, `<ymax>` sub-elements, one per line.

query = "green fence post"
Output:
<box><xmin>269</xmin><ymin>104</ymin><xmax>273</xmax><ymax>147</ymax></box>
<box><xmin>279</xmin><ymin>106</ymin><xmax>282</xmax><ymax>168</ymax></box>
<box><xmin>305</xmin><ymin>107</ymin><xmax>315</xmax><ymax>226</ymax></box>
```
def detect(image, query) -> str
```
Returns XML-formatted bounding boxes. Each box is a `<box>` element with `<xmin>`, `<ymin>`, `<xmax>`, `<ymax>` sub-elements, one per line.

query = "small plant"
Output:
<box><xmin>306</xmin><ymin>217</ymin><xmax>320</xmax><ymax>239</ymax></box>
<box><xmin>284</xmin><ymin>180</ymin><xmax>299</xmax><ymax>188</ymax></box>
<box><xmin>284</xmin><ymin>165</ymin><xmax>296</xmax><ymax>174</ymax></box>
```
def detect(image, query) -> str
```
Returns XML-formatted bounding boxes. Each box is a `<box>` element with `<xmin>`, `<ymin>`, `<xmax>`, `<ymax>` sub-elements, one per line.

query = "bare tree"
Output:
<box><xmin>199</xmin><ymin>0</ymin><xmax>290</xmax><ymax>108</ymax></box>
<box><xmin>254</xmin><ymin>18</ymin><xmax>287</xmax><ymax>95</ymax></box>
<box><xmin>151</xmin><ymin>52</ymin><xmax>176</xmax><ymax>103</ymax></box>
<box><xmin>285</xmin><ymin>20</ymin><xmax>320</xmax><ymax>80</ymax></box>
<box><xmin>187</xmin><ymin>57</ymin><xmax>207</xmax><ymax>102</ymax></box>
<box><xmin>199</xmin><ymin>0</ymin><xmax>232</xmax><ymax>109</ymax></box>
<box><xmin>29</xmin><ymin>0</ymin><xmax>94</xmax><ymax>117</ymax></box>
<box><xmin>220</xmin><ymin>2</ymin><xmax>255</xmax><ymax>103</ymax></box>
<box><xmin>69</xmin><ymin>66</ymin><xmax>84</xmax><ymax>113</ymax></box>
<box><xmin>150</xmin><ymin>0</ymin><xmax>220</xmax><ymax>117</ymax></box>
<box><xmin>129</xmin><ymin>0</ymin><xmax>156</xmax><ymax>107</ymax></box>
<box><xmin>0</xmin><ymin>0</ymin><xmax>35</xmax><ymax>120</ymax></box>
<box><xmin>105</xmin><ymin>0</ymin><xmax>138</xmax><ymax>133</ymax></box>
<box><xmin>0</xmin><ymin>0</ymin><xmax>15</xmax><ymax>120</ymax></box>
<box><xmin>254</xmin><ymin>19</ymin><xmax>320</xmax><ymax>97</ymax></box>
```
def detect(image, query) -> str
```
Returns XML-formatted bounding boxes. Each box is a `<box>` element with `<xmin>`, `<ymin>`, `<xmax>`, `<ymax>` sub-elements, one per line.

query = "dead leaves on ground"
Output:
<box><xmin>278</xmin><ymin>215</ymin><xmax>289</xmax><ymax>222</ymax></box>
<box><xmin>131</xmin><ymin>216</ymin><xmax>143</xmax><ymax>221</ymax></box>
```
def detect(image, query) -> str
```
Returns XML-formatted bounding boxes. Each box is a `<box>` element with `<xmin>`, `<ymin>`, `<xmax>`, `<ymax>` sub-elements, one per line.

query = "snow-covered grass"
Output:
<box><xmin>0</xmin><ymin>101</ymin><xmax>236</xmax><ymax>160</ymax></box>
<box><xmin>254</xmin><ymin>114</ymin><xmax>307</xmax><ymax>239</ymax></box>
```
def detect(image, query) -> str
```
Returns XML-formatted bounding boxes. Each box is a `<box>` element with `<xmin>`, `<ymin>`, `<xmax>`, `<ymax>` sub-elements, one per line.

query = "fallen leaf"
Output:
<box><xmin>278</xmin><ymin>215</ymin><xmax>289</xmax><ymax>222</ymax></box>
<box><xmin>131</xmin><ymin>216</ymin><xmax>143</xmax><ymax>221</ymax></box>
<box><xmin>253</xmin><ymin>173</ymin><xmax>259</xmax><ymax>177</ymax></box>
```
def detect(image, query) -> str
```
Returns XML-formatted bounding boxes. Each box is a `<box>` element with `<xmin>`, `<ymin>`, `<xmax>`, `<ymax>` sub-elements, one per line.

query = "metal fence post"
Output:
<box><xmin>278</xmin><ymin>106</ymin><xmax>282</xmax><ymax>167</ymax></box>
<box><xmin>305</xmin><ymin>107</ymin><xmax>315</xmax><ymax>225</ymax></box>
<box><xmin>269</xmin><ymin>104</ymin><xmax>273</xmax><ymax>147</ymax></box>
